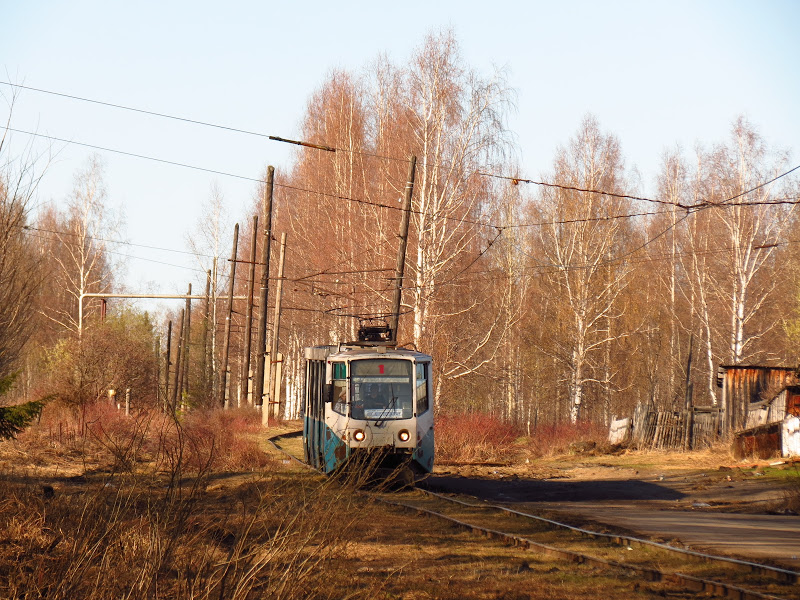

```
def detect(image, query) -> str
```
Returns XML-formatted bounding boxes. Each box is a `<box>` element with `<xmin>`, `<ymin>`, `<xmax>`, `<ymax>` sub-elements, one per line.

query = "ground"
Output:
<box><xmin>1</xmin><ymin>416</ymin><xmax>798</xmax><ymax>598</ymax></box>
<box><xmin>427</xmin><ymin>446</ymin><xmax>800</xmax><ymax>569</ymax></box>
<box><xmin>433</xmin><ymin>448</ymin><xmax>799</xmax><ymax>512</ymax></box>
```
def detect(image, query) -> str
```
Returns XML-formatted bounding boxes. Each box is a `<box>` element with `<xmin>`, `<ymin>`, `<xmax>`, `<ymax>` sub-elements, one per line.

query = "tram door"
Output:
<box><xmin>303</xmin><ymin>358</ymin><xmax>326</xmax><ymax>469</ymax></box>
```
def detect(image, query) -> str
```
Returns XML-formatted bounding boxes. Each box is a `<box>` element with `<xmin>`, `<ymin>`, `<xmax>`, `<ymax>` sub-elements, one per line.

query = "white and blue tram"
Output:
<box><xmin>302</xmin><ymin>341</ymin><xmax>434</xmax><ymax>478</ymax></box>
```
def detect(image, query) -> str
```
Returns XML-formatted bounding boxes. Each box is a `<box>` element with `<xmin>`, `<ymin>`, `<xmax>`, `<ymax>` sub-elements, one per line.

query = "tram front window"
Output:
<box><xmin>350</xmin><ymin>359</ymin><xmax>413</xmax><ymax>420</ymax></box>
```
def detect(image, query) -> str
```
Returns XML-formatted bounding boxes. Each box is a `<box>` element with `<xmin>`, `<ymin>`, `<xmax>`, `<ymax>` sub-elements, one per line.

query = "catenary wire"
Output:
<box><xmin>6</xmin><ymin>80</ymin><xmax>800</xmax><ymax>213</ymax></box>
<box><xmin>8</xmin><ymin>128</ymin><xmax>798</xmax><ymax>237</ymax></box>
<box><xmin>8</xmin><ymin>128</ymin><xmax>800</xmax><ymax>241</ymax></box>
<box><xmin>15</xmin><ymin>196</ymin><xmax>790</xmax><ymax>294</ymax></box>
<box><xmin>17</xmin><ymin>197</ymin><xmax>692</xmax><ymax>280</ymax></box>
<box><xmin>6</xmin><ymin>127</ymin><xmax>501</xmax><ymax>230</ymax></box>
<box><xmin>408</xmin><ymin>229</ymin><xmax>800</xmax><ymax>290</ymax></box>
<box><xmin>480</xmin><ymin>166</ymin><xmax>800</xmax><ymax>211</ymax></box>
<box><xmin>8</xmin><ymin>129</ymin><xmax>800</xmax><ymax>299</ymax></box>
<box><xmin>26</xmin><ymin>220</ymin><xmax>397</xmax><ymax>283</ymax></box>
<box><xmin>23</xmin><ymin>224</ymin><xmax>218</xmax><ymax>260</ymax></box>
<box><xmin>21</xmin><ymin>228</ymin><xmax>211</xmax><ymax>274</ymax></box>
<box><xmin>0</xmin><ymin>80</ymin><xmax>407</xmax><ymax>164</ymax></box>
<box><xmin>21</xmin><ymin>222</ymin><xmax>400</xmax><ymax>287</ymax></box>
<box><xmin>22</xmin><ymin>227</ymin><xmax>396</xmax><ymax>285</ymax></box>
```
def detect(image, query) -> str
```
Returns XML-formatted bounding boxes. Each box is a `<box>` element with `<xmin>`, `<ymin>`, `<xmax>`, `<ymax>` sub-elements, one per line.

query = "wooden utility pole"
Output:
<box><xmin>254</xmin><ymin>167</ymin><xmax>274</xmax><ymax>413</ymax></box>
<box><xmin>390</xmin><ymin>155</ymin><xmax>417</xmax><ymax>343</ymax></box>
<box><xmin>684</xmin><ymin>333</ymin><xmax>694</xmax><ymax>410</ymax></box>
<box><xmin>154</xmin><ymin>336</ymin><xmax>161</xmax><ymax>408</ymax></box>
<box><xmin>266</xmin><ymin>232</ymin><xmax>287</xmax><ymax>424</ymax></box>
<box><xmin>210</xmin><ymin>257</ymin><xmax>218</xmax><ymax>401</ymax></box>
<box><xmin>220</xmin><ymin>223</ymin><xmax>240</xmax><ymax>408</ymax></box>
<box><xmin>200</xmin><ymin>269</ymin><xmax>211</xmax><ymax>398</ymax></box>
<box><xmin>178</xmin><ymin>283</ymin><xmax>192</xmax><ymax>407</ymax></box>
<box><xmin>164</xmin><ymin>322</ymin><xmax>172</xmax><ymax>411</ymax></box>
<box><xmin>242</xmin><ymin>215</ymin><xmax>259</xmax><ymax>406</ymax></box>
<box><xmin>170</xmin><ymin>309</ymin><xmax>185</xmax><ymax>412</ymax></box>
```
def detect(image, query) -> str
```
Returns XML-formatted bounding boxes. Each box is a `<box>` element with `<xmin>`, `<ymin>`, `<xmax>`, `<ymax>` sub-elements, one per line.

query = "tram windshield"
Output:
<box><xmin>350</xmin><ymin>359</ymin><xmax>413</xmax><ymax>420</ymax></box>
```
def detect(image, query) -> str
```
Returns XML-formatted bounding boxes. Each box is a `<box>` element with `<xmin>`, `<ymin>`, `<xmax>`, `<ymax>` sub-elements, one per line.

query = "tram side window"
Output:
<box><xmin>332</xmin><ymin>362</ymin><xmax>347</xmax><ymax>415</ymax></box>
<box><xmin>416</xmin><ymin>363</ymin><xmax>429</xmax><ymax>414</ymax></box>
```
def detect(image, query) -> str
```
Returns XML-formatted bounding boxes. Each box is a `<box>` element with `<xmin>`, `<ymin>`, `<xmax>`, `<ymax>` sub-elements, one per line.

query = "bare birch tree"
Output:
<box><xmin>41</xmin><ymin>155</ymin><xmax>118</xmax><ymax>336</ymax></box>
<box><xmin>532</xmin><ymin>116</ymin><xmax>633</xmax><ymax>423</ymax></box>
<box><xmin>186</xmin><ymin>182</ymin><xmax>232</xmax><ymax>401</ymax></box>
<box><xmin>703</xmin><ymin>118</ymin><xmax>795</xmax><ymax>366</ymax></box>
<box><xmin>389</xmin><ymin>31</ymin><xmax>515</xmax><ymax>352</ymax></box>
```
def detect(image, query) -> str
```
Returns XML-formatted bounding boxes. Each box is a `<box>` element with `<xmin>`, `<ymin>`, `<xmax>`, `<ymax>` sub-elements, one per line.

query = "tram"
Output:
<box><xmin>302</xmin><ymin>326</ymin><xmax>434</xmax><ymax>480</ymax></box>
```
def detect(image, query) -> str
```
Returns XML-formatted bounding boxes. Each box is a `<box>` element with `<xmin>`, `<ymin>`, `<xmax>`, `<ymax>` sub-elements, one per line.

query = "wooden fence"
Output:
<box><xmin>632</xmin><ymin>405</ymin><xmax>721</xmax><ymax>450</ymax></box>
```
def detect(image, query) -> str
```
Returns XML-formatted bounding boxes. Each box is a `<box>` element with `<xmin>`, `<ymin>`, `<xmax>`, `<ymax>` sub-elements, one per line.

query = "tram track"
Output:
<box><xmin>268</xmin><ymin>432</ymin><xmax>800</xmax><ymax>599</ymax></box>
<box><xmin>380</xmin><ymin>487</ymin><xmax>799</xmax><ymax>599</ymax></box>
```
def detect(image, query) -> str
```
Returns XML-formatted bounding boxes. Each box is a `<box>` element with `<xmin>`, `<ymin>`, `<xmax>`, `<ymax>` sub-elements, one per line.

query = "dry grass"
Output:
<box><xmin>3</xmin><ymin>405</ymin><xmax>793</xmax><ymax>598</ymax></box>
<box><xmin>525</xmin><ymin>422</ymin><xmax>609</xmax><ymax>457</ymax></box>
<box><xmin>0</xmin><ymin>403</ymin><xmax>672</xmax><ymax>600</ymax></box>
<box><xmin>0</xmin><ymin>470</ymin><xmax>363</xmax><ymax>599</ymax></box>
<box><xmin>0</xmin><ymin>401</ymin><xmax>363</xmax><ymax>599</ymax></box>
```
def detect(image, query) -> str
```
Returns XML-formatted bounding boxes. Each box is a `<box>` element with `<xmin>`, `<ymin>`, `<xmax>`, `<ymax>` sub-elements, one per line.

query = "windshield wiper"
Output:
<box><xmin>374</xmin><ymin>384</ymin><xmax>397</xmax><ymax>427</ymax></box>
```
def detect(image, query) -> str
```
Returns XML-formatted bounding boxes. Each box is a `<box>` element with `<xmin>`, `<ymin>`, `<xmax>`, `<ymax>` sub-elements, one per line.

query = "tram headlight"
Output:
<box><xmin>353</xmin><ymin>429</ymin><xmax>366</xmax><ymax>442</ymax></box>
<box><xmin>398</xmin><ymin>429</ymin><xmax>410</xmax><ymax>442</ymax></box>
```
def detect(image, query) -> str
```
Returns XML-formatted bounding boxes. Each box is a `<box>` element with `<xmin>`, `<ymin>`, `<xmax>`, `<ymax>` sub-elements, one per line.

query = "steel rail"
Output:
<box><xmin>419</xmin><ymin>489</ymin><xmax>799</xmax><ymax>584</ymax></box>
<box><xmin>266</xmin><ymin>433</ymin><xmax>795</xmax><ymax>599</ymax></box>
<box><xmin>384</xmin><ymin>495</ymin><xmax>789</xmax><ymax>600</ymax></box>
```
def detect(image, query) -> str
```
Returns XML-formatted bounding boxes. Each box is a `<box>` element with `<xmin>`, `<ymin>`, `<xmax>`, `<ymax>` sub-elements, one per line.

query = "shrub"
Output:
<box><xmin>0</xmin><ymin>373</ymin><xmax>47</xmax><ymax>440</ymax></box>
<box><xmin>436</xmin><ymin>412</ymin><xmax>523</xmax><ymax>463</ymax></box>
<box><xmin>177</xmin><ymin>407</ymin><xmax>272</xmax><ymax>472</ymax></box>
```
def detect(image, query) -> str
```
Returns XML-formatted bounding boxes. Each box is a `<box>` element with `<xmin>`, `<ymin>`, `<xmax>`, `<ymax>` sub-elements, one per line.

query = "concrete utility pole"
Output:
<box><xmin>242</xmin><ymin>215</ymin><xmax>258</xmax><ymax>405</ymax></box>
<box><xmin>266</xmin><ymin>232</ymin><xmax>287</xmax><ymax>424</ymax></box>
<box><xmin>390</xmin><ymin>155</ymin><xmax>417</xmax><ymax>343</ymax></box>
<box><xmin>220</xmin><ymin>223</ymin><xmax>240</xmax><ymax>408</ymax></box>
<box><xmin>254</xmin><ymin>167</ymin><xmax>274</xmax><ymax>413</ymax></box>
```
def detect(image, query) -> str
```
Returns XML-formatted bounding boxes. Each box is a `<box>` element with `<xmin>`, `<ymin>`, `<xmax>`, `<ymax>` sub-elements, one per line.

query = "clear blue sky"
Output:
<box><xmin>2</xmin><ymin>0</ymin><xmax>798</xmax><ymax>302</ymax></box>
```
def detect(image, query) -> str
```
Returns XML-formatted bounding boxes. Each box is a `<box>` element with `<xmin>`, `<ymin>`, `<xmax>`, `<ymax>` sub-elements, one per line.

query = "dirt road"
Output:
<box><xmin>426</xmin><ymin>463</ymin><xmax>800</xmax><ymax>569</ymax></box>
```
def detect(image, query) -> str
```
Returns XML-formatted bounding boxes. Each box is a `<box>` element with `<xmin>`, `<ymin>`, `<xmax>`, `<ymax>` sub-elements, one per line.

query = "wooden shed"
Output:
<box><xmin>716</xmin><ymin>365</ymin><xmax>799</xmax><ymax>434</ymax></box>
<box><xmin>733</xmin><ymin>385</ymin><xmax>800</xmax><ymax>458</ymax></box>
<box><xmin>745</xmin><ymin>385</ymin><xmax>800</xmax><ymax>429</ymax></box>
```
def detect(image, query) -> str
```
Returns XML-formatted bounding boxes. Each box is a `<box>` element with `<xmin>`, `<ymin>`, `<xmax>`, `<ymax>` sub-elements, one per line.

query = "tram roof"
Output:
<box><xmin>304</xmin><ymin>343</ymin><xmax>431</xmax><ymax>362</ymax></box>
